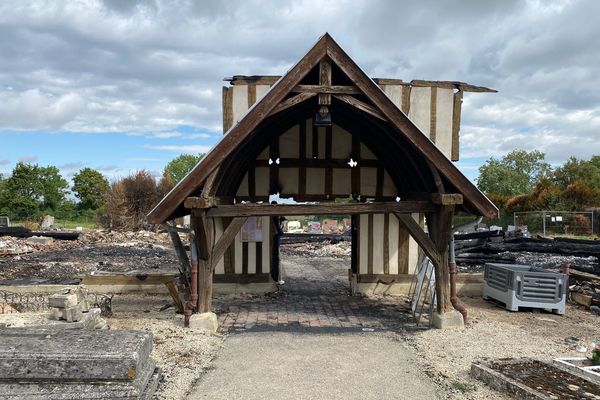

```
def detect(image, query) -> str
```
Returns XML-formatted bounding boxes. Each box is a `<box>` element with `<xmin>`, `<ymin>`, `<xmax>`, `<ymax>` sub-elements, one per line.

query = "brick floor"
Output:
<box><xmin>214</xmin><ymin>253</ymin><xmax>419</xmax><ymax>333</ymax></box>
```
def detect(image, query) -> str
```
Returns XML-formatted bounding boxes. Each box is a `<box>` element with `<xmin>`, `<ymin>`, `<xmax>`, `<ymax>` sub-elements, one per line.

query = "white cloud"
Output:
<box><xmin>18</xmin><ymin>155</ymin><xmax>38</xmax><ymax>163</ymax></box>
<box><xmin>0</xmin><ymin>0</ymin><xmax>598</xmax><ymax>173</ymax></box>
<box><xmin>144</xmin><ymin>144</ymin><xmax>212</xmax><ymax>153</ymax></box>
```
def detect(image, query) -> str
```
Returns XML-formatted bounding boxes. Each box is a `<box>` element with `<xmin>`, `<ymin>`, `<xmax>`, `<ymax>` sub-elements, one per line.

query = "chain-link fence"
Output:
<box><xmin>513</xmin><ymin>211</ymin><xmax>595</xmax><ymax>237</ymax></box>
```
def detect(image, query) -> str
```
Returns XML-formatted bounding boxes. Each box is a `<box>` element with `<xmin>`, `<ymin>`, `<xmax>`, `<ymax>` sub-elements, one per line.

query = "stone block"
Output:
<box><xmin>40</xmin><ymin>215</ymin><xmax>54</xmax><ymax>229</ymax></box>
<box><xmin>25</xmin><ymin>236</ymin><xmax>53</xmax><ymax>245</ymax></box>
<box><xmin>51</xmin><ymin>304</ymin><xmax>83</xmax><ymax>322</ymax></box>
<box><xmin>189</xmin><ymin>312</ymin><xmax>219</xmax><ymax>332</ymax></box>
<box><xmin>0</xmin><ymin>328</ymin><xmax>153</xmax><ymax>382</ymax></box>
<box><xmin>432</xmin><ymin>310</ymin><xmax>464</xmax><ymax>329</ymax></box>
<box><xmin>48</xmin><ymin>293</ymin><xmax>78</xmax><ymax>308</ymax></box>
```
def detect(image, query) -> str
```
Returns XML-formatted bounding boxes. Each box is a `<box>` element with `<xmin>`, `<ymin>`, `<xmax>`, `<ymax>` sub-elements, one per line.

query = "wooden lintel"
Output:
<box><xmin>184</xmin><ymin>196</ymin><xmax>234</xmax><ymax>209</ymax></box>
<box><xmin>210</xmin><ymin>217</ymin><xmax>247</xmax><ymax>270</ymax></box>
<box><xmin>333</xmin><ymin>94</ymin><xmax>386</xmax><ymax>121</ymax></box>
<box><xmin>292</xmin><ymin>84</ymin><xmax>360</xmax><ymax>94</ymax></box>
<box><xmin>205</xmin><ymin>201</ymin><xmax>437</xmax><ymax>217</ymax></box>
<box><xmin>432</xmin><ymin>193</ymin><xmax>463</xmax><ymax>205</ymax></box>
<box><xmin>269</xmin><ymin>92</ymin><xmax>317</xmax><ymax>116</ymax></box>
<box><xmin>394</xmin><ymin>213</ymin><xmax>440</xmax><ymax>265</ymax></box>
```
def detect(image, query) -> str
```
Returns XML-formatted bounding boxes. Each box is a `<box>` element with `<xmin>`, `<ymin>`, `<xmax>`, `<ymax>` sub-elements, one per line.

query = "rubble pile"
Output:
<box><xmin>569</xmin><ymin>278</ymin><xmax>600</xmax><ymax>312</ymax></box>
<box><xmin>47</xmin><ymin>287</ymin><xmax>108</xmax><ymax>329</ymax></box>
<box><xmin>281</xmin><ymin>240</ymin><xmax>351</xmax><ymax>258</ymax></box>
<box><xmin>0</xmin><ymin>230</ymin><xmax>178</xmax><ymax>283</ymax></box>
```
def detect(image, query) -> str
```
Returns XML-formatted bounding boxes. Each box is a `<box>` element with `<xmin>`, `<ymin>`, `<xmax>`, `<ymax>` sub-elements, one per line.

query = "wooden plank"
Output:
<box><xmin>242</xmin><ymin>242</ymin><xmax>249</xmax><ymax>274</ymax></box>
<box><xmin>383</xmin><ymin>213</ymin><xmax>390</xmax><ymax>274</ymax></box>
<box><xmin>254</xmin><ymin>158</ymin><xmax>381</xmax><ymax>168</ymax></box>
<box><xmin>398</xmin><ymin>224</ymin><xmax>409</xmax><ymax>274</ymax></box>
<box><xmin>79</xmin><ymin>274</ymin><xmax>178</xmax><ymax>286</ymax></box>
<box><xmin>210</xmin><ymin>217</ymin><xmax>247</xmax><ymax>270</ymax></box>
<box><xmin>292</xmin><ymin>84</ymin><xmax>360</xmax><ymax>94</ymax></box>
<box><xmin>325</xmin><ymin>125</ymin><xmax>333</xmax><ymax>195</ymax></box>
<box><xmin>255</xmin><ymin>242</ymin><xmax>262</xmax><ymax>275</ymax></box>
<box><xmin>299</xmin><ymin>119</ymin><xmax>307</xmax><ymax>196</ymax></box>
<box><xmin>429</xmin><ymin>86</ymin><xmax>437</xmax><ymax>143</ymax></box>
<box><xmin>401</xmin><ymin>85</ymin><xmax>411</xmax><ymax>114</ymax></box>
<box><xmin>165</xmin><ymin>281</ymin><xmax>184</xmax><ymax>314</ymax></box>
<box><xmin>270</xmin><ymin>136</ymin><xmax>279</xmax><ymax>194</ymax></box>
<box><xmin>333</xmin><ymin>94</ymin><xmax>386</xmax><ymax>121</ymax></box>
<box><xmin>426</xmin><ymin>205</ymin><xmax>455</xmax><ymax>313</ymax></box>
<box><xmin>222</xmin><ymin>86</ymin><xmax>234</xmax><ymax>132</ymax></box>
<box><xmin>319</xmin><ymin>58</ymin><xmax>332</xmax><ymax>105</ymax></box>
<box><xmin>394</xmin><ymin>212</ymin><xmax>439</xmax><ymax>265</ymax></box>
<box><xmin>166</xmin><ymin>225</ymin><xmax>190</xmax><ymax>277</ymax></box>
<box><xmin>451</xmin><ymin>90</ymin><xmax>463</xmax><ymax>161</ymax></box>
<box><xmin>269</xmin><ymin>92</ymin><xmax>317</xmax><ymax>116</ymax></box>
<box><xmin>204</xmin><ymin>201</ymin><xmax>438</xmax><ymax>217</ymax></box>
<box><xmin>432</xmin><ymin>193</ymin><xmax>463</xmax><ymax>205</ymax></box>
<box><xmin>247</xmin><ymin>84</ymin><xmax>257</xmax><ymax>107</ymax></box>
<box><xmin>351</xmin><ymin>134</ymin><xmax>360</xmax><ymax>195</ymax></box>
<box><xmin>367</xmin><ymin>213</ymin><xmax>374</xmax><ymax>275</ymax></box>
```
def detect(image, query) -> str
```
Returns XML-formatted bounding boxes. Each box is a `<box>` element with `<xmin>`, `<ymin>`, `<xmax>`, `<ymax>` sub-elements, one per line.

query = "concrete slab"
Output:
<box><xmin>0</xmin><ymin>328</ymin><xmax>153</xmax><ymax>382</ymax></box>
<box><xmin>188</xmin><ymin>332</ymin><xmax>441</xmax><ymax>400</ymax></box>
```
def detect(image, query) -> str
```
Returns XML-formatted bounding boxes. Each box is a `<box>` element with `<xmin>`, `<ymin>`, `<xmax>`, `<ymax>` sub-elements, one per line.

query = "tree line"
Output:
<box><xmin>476</xmin><ymin>149</ymin><xmax>600</xmax><ymax>214</ymax></box>
<box><xmin>0</xmin><ymin>153</ymin><xmax>203</xmax><ymax>230</ymax></box>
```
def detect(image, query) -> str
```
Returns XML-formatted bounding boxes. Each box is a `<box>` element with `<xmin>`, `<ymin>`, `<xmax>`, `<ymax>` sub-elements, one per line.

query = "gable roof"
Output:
<box><xmin>147</xmin><ymin>33</ymin><xmax>498</xmax><ymax>224</ymax></box>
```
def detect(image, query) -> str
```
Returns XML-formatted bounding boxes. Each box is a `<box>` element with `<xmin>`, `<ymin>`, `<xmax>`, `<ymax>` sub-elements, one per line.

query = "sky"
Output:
<box><xmin>1</xmin><ymin>0</ymin><xmax>599</xmax><ymax>184</ymax></box>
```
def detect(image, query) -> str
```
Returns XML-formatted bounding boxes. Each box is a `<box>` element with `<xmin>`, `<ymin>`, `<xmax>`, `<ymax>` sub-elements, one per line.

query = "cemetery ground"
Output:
<box><xmin>0</xmin><ymin>231</ymin><xmax>598</xmax><ymax>399</ymax></box>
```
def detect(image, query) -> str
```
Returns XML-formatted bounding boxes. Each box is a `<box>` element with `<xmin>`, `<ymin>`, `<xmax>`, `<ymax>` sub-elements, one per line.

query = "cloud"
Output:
<box><xmin>18</xmin><ymin>155</ymin><xmax>38</xmax><ymax>163</ymax></box>
<box><xmin>0</xmin><ymin>0</ymin><xmax>599</xmax><ymax>174</ymax></box>
<box><xmin>144</xmin><ymin>144</ymin><xmax>212</xmax><ymax>153</ymax></box>
<box><xmin>58</xmin><ymin>161</ymin><xmax>85</xmax><ymax>170</ymax></box>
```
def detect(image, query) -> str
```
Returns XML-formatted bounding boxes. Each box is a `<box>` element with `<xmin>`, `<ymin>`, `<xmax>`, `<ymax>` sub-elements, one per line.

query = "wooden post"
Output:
<box><xmin>191</xmin><ymin>209</ymin><xmax>214</xmax><ymax>314</ymax></box>
<box><xmin>427</xmin><ymin>205</ymin><xmax>455</xmax><ymax>314</ymax></box>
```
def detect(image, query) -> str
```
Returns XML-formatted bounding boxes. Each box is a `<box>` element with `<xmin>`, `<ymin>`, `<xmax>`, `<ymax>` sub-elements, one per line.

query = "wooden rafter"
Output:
<box><xmin>269</xmin><ymin>92</ymin><xmax>317</xmax><ymax>116</ymax></box>
<box><xmin>318</xmin><ymin>58</ymin><xmax>332</xmax><ymax>105</ymax></box>
<box><xmin>333</xmin><ymin>94</ymin><xmax>386</xmax><ymax>121</ymax></box>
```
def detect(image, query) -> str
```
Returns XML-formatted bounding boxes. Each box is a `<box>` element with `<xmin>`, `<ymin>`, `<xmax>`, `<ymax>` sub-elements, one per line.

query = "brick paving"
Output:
<box><xmin>214</xmin><ymin>252</ymin><xmax>419</xmax><ymax>333</ymax></box>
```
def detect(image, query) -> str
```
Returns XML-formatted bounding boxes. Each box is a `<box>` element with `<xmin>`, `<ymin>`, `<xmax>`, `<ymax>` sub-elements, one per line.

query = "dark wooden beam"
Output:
<box><xmin>394</xmin><ymin>213</ymin><xmax>440</xmax><ymax>265</ymax></box>
<box><xmin>333</xmin><ymin>94</ymin><xmax>386</xmax><ymax>121</ymax></box>
<box><xmin>191</xmin><ymin>210</ymin><xmax>214</xmax><ymax>313</ymax></box>
<box><xmin>269</xmin><ymin>92</ymin><xmax>317</xmax><ymax>116</ymax></box>
<box><xmin>292</xmin><ymin>84</ymin><xmax>360</xmax><ymax>94</ymax></box>
<box><xmin>427</xmin><ymin>205</ymin><xmax>455</xmax><ymax>314</ymax></box>
<box><xmin>432</xmin><ymin>193</ymin><xmax>463</xmax><ymax>205</ymax></box>
<box><xmin>319</xmin><ymin>58</ymin><xmax>332</xmax><ymax>105</ymax></box>
<box><xmin>210</xmin><ymin>217</ymin><xmax>247</xmax><ymax>270</ymax></box>
<box><xmin>199</xmin><ymin>201</ymin><xmax>438</xmax><ymax>217</ymax></box>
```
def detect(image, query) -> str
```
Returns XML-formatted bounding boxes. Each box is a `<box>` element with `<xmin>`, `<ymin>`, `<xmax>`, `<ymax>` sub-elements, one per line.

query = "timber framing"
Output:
<box><xmin>147</xmin><ymin>33</ymin><xmax>497</xmax><ymax>224</ymax></box>
<box><xmin>184</xmin><ymin>199</ymin><xmax>439</xmax><ymax>217</ymax></box>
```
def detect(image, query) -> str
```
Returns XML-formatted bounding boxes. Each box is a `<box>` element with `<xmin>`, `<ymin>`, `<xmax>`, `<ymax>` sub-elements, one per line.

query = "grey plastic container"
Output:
<box><xmin>483</xmin><ymin>263</ymin><xmax>566</xmax><ymax>315</ymax></box>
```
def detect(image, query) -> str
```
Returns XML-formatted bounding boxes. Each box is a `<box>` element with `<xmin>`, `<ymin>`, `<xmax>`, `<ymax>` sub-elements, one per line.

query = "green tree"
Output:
<box><xmin>1</xmin><ymin>163</ymin><xmax>68</xmax><ymax>219</ymax></box>
<box><xmin>72</xmin><ymin>168</ymin><xmax>110</xmax><ymax>209</ymax></box>
<box><xmin>477</xmin><ymin>150</ymin><xmax>551</xmax><ymax>196</ymax></box>
<box><xmin>163</xmin><ymin>153</ymin><xmax>204</xmax><ymax>183</ymax></box>
<box><xmin>553</xmin><ymin>156</ymin><xmax>600</xmax><ymax>189</ymax></box>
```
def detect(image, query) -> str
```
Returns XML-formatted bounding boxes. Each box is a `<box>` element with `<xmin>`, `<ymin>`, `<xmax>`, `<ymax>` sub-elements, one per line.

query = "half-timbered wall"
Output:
<box><xmin>217</xmin><ymin>77</ymin><xmax>458</xmax><ymax>283</ymax></box>
<box><xmin>224</xmin><ymin>77</ymin><xmax>464</xmax><ymax>161</ymax></box>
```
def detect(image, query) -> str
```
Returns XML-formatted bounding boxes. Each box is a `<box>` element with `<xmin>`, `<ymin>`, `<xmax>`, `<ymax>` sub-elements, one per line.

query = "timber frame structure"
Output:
<box><xmin>147</xmin><ymin>34</ymin><xmax>498</xmax><ymax>326</ymax></box>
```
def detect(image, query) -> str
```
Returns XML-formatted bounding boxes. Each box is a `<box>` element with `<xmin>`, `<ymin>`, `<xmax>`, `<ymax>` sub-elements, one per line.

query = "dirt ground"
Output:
<box><xmin>1</xmin><ymin>231</ymin><xmax>599</xmax><ymax>399</ymax></box>
<box><xmin>0</xmin><ymin>231</ymin><xmax>178</xmax><ymax>282</ymax></box>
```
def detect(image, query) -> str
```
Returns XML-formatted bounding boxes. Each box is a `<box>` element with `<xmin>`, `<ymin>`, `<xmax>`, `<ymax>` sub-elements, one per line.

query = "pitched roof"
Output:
<box><xmin>147</xmin><ymin>33</ymin><xmax>497</xmax><ymax>223</ymax></box>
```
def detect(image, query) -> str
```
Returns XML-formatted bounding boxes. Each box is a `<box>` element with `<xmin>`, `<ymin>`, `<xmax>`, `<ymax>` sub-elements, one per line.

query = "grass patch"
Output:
<box><xmin>450</xmin><ymin>380</ymin><xmax>475</xmax><ymax>393</ymax></box>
